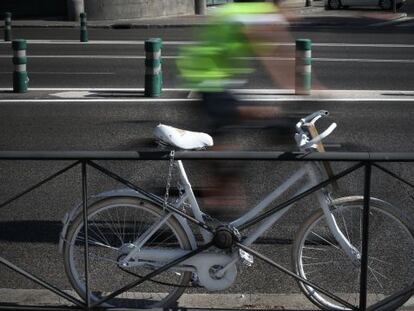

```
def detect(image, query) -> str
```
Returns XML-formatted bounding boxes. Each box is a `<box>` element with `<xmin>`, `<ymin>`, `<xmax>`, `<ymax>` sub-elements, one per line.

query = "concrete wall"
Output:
<box><xmin>85</xmin><ymin>0</ymin><xmax>195</xmax><ymax>20</ymax></box>
<box><xmin>0</xmin><ymin>0</ymin><xmax>67</xmax><ymax>18</ymax></box>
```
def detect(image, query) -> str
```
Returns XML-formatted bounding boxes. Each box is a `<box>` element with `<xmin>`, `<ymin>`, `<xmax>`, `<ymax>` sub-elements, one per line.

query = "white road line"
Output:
<box><xmin>1</xmin><ymin>40</ymin><xmax>414</xmax><ymax>48</ymax></box>
<box><xmin>0</xmin><ymin>55</ymin><xmax>150</xmax><ymax>59</ymax></box>
<box><xmin>0</xmin><ymin>87</ymin><xmax>189</xmax><ymax>92</ymax></box>
<box><xmin>1</xmin><ymin>97</ymin><xmax>414</xmax><ymax>103</ymax></box>
<box><xmin>0</xmin><ymin>40</ymin><xmax>197</xmax><ymax>45</ymax></box>
<box><xmin>313</xmin><ymin>57</ymin><xmax>414</xmax><ymax>64</ymax></box>
<box><xmin>1</xmin><ymin>87</ymin><xmax>414</xmax><ymax>95</ymax></box>
<box><xmin>0</xmin><ymin>98</ymin><xmax>197</xmax><ymax>103</ymax></box>
<box><xmin>312</xmin><ymin>43</ymin><xmax>414</xmax><ymax>48</ymax></box>
<box><xmin>0</xmin><ymin>55</ymin><xmax>413</xmax><ymax>64</ymax></box>
<box><xmin>242</xmin><ymin>57</ymin><xmax>414</xmax><ymax>63</ymax></box>
<box><xmin>0</xmin><ymin>71</ymin><xmax>115</xmax><ymax>75</ymax></box>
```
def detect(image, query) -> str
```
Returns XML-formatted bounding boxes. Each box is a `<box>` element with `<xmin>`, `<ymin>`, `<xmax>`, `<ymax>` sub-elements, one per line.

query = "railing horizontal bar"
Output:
<box><xmin>0</xmin><ymin>306</ymin><xmax>81</xmax><ymax>311</ymax></box>
<box><xmin>175</xmin><ymin>151</ymin><xmax>414</xmax><ymax>162</ymax></box>
<box><xmin>0</xmin><ymin>151</ymin><xmax>413</xmax><ymax>161</ymax></box>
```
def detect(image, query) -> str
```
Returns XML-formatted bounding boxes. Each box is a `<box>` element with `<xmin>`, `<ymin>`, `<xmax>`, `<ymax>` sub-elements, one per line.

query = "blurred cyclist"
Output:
<box><xmin>177</xmin><ymin>0</ymin><xmax>296</xmax><ymax>135</ymax></box>
<box><xmin>176</xmin><ymin>0</ymin><xmax>296</xmax><ymax>219</ymax></box>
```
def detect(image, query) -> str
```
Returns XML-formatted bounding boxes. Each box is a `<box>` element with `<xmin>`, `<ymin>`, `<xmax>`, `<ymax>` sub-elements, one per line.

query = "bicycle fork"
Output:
<box><xmin>309</xmin><ymin>165</ymin><xmax>361</xmax><ymax>265</ymax></box>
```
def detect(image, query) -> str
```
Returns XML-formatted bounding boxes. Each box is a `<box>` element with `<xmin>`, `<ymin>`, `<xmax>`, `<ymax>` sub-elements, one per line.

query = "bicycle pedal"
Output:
<box><xmin>190</xmin><ymin>272</ymin><xmax>200</xmax><ymax>286</ymax></box>
<box><xmin>239</xmin><ymin>248</ymin><xmax>254</xmax><ymax>266</ymax></box>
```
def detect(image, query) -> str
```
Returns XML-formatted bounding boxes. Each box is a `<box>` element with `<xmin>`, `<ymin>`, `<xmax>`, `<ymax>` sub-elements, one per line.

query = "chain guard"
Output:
<box><xmin>196</xmin><ymin>253</ymin><xmax>237</xmax><ymax>291</ymax></box>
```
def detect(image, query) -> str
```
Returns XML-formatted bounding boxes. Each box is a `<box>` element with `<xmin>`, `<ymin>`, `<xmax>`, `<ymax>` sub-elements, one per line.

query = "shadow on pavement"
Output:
<box><xmin>0</xmin><ymin>220</ymin><xmax>61</xmax><ymax>243</ymax></box>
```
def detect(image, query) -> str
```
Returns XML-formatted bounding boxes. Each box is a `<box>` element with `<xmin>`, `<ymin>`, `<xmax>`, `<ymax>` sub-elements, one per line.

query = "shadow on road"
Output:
<box><xmin>85</xmin><ymin>90</ymin><xmax>145</xmax><ymax>98</ymax></box>
<box><xmin>0</xmin><ymin>220</ymin><xmax>61</xmax><ymax>243</ymax></box>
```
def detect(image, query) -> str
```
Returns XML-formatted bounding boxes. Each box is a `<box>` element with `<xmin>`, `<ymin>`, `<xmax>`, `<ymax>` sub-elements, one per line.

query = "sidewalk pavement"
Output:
<box><xmin>1</xmin><ymin>1</ymin><xmax>407</xmax><ymax>29</ymax></box>
<box><xmin>1</xmin><ymin>288</ymin><xmax>414</xmax><ymax>310</ymax></box>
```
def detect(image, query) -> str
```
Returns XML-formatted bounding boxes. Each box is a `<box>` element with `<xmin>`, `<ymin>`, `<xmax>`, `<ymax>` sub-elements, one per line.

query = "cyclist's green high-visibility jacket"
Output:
<box><xmin>176</xmin><ymin>2</ymin><xmax>280</xmax><ymax>92</ymax></box>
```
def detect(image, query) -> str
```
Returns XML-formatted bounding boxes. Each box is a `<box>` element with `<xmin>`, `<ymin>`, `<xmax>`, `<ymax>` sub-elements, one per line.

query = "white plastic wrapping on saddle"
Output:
<box><xmin>154</xmin><ymin>124</ymin><xmax>214</xmax><ymax>150</ymax></box>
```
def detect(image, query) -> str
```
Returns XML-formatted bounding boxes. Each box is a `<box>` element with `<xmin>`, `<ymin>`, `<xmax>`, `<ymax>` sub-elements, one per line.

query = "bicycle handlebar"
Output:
<box><xmin>295</xmin><ymin>110</ymin><xmax>336</xmax><ymax>150</ymax></box>
<box><xmin>296</xmin><ymin>110</ymin><xmax>329</xmax><ymax>131</ymax></box>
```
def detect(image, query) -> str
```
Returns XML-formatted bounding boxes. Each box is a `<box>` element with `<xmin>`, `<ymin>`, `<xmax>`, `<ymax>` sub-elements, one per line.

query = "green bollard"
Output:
<box><xmin>295</xmin><ymin>39</ymin><xmax>312</xmax><ymax>95</ymax></box>
<box><xmin>4</xmin><ymin>12</ymin><xmax>11</xmax><ymax>42</ymax></box>
<box><xmin>12</xmin><ymin>39</ymin><xmax>29</xmax><ymax>93</ymax></box>
<box><xmin>145</xmin><ymin>38</ymin><xmax>162</xmax><ymax>97</ymax></box>
<box><xmin>80</xmin><ymin>12</ymin><xmax>88</xmax><ymax>42</ymax></box>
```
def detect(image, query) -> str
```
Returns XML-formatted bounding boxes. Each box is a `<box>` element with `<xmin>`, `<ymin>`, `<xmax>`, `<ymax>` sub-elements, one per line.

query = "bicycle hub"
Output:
<box><xmin>213</xmin><ymin>226</ymin><xmax>238</xmax><ymax>249</ymax></box>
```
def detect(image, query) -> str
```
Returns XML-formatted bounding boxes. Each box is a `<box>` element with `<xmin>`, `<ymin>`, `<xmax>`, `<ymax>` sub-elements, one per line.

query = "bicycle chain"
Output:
<box><xmin>163</xmin><ymin>150</ymin><xmax>175</xmax><ymax>211</ymax></box>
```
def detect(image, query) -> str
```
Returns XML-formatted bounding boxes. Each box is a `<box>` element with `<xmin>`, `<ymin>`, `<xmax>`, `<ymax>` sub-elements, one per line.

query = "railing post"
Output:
<box><xmin>12</xmin><ymin>39</ymin><xmax>29</xmax><ymax>93</ymax></box>
<box><xmin>4</xmin><ymin>12</ymin><xmax>12</xmax><ymax>42</ymax></box>
<box><xmin>145</xmin><ymin>38</ymin><xmax>162</xmax><ymax>97</ymax></box>
<box><xmin>359</xmin><ymin>162</ymin><xmax>372</xmax><ymax>311</ymax></box>
<box><xmin>295</xmin><ymin>39</ymin><xmax>312</xmax><ymax>95</ymax></box>
<box><xmin>81</xmin><ymin>161</ymin><xmax>90</xmax><ymax>308</ymax></box>
<box><xmin>80</xmin><ymin>12</ymin><xmax>88</xmax><ymax>43</ymax></box>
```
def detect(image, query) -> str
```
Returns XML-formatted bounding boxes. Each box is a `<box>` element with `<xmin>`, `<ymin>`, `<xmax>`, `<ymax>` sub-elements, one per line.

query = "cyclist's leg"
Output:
<box><xmin>200</xmin><ymin>91</ymin><xmax>247</xmax><ymax>221</ymax></box>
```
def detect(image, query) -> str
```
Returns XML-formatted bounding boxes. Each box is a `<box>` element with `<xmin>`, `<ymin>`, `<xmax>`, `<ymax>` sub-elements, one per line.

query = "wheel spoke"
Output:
<box><xmin>368</xmin><ymin>266</ymin><xmax>385</xmax><ymax>290</ymax></box>
<box><xmin>310</xmin><ymin>231</ymin><xmax>340</xmax><ymax>250</ymax></box>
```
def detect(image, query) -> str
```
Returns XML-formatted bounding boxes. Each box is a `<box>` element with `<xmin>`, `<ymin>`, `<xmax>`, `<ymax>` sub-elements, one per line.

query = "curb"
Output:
<box><xmin>1</xmin><ymin>289</ymin><xmax>414</xmax><ymax>310</ymax></box>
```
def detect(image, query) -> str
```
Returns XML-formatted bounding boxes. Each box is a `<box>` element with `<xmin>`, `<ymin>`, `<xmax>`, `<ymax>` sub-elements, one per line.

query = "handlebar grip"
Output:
<box><xmin>296</xmin><ymin>110</ymin><xmax>330</xmax><ymax>132</ymax></box>
<box><xmin>302</xmin><ymin>110</ymin><xmax>329</xmax><ymax>124</ymax></box>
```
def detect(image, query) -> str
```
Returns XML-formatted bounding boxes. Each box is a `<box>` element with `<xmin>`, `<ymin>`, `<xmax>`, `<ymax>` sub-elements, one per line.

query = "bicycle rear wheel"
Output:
<box><xmin>292</xmin><ymin>196</ymin><xmax>414</xmax><ymax>310</ymax></box>
<box><xmin>63</xmin><ymin>196</ymin><xmax>192</xmax><ymax>309</ymax></box>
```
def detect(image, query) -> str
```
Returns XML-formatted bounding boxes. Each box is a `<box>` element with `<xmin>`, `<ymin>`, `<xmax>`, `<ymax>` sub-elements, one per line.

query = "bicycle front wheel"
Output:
<box><xmin>63</xmin><ymin>196</ymin><xmax>192</xmax><ymax>309</ymax></box>
<box><xmin>292</xmin><ymin>196</ymin><xmax>414</xmax><ymax>310</ymax></box>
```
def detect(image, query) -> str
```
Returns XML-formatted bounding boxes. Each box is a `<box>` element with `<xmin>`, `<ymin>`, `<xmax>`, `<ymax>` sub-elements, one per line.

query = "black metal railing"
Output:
<box><xmin>0</xmin><ymin>150</ymin><xmax>413</xmax><ymax>311</ymax></box>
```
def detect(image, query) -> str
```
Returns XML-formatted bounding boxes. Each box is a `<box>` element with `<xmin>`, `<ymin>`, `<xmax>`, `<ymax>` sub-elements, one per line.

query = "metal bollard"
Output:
<box><xmin>12</xmin><ymin>39</ymin><xmax>29</xmax><ymax>93</ymax></box>
<box><xmin>4</xmin><ymin>12</ymin><xmax>12</xmax><ymax>42</ymax></box>
<box><xmin>80</xmin><ymin>12</ymin><xmax>88</xmax><ymax>42</ymax></box>
<box><xmin>195</xmin><ymin>0</ymin><xmax>207</xmax><ymax>15</ymax></box>
<box><xmin>145</xmin><ymin>38</ymin><xmax>162</xmax><ymax>97</ymax></box>
<box><xmin>295</xmin><ymin>39</ymin><xmax>312</xmax><ymax>95</ymax></box>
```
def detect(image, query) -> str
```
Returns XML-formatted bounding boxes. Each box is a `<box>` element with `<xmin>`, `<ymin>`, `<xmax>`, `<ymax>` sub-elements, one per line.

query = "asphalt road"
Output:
<box><xmin>0</xmin><ymin>25</ymin><xmax>413</xmax><ymax>310</ymax></box>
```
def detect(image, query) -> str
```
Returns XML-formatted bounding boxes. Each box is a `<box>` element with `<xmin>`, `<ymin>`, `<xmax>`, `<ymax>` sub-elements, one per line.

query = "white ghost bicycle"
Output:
<box><xmin>60</xmin><ymin>110</ymin><xmax>414</xmax><ymax>310</ymax></box>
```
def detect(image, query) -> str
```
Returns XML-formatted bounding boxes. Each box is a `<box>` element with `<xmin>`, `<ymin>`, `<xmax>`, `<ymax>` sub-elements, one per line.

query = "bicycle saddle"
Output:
<box><xmin>154</xmin><ymin>124</ymin><xmax>214</xmax><ymax>150</ymax></box>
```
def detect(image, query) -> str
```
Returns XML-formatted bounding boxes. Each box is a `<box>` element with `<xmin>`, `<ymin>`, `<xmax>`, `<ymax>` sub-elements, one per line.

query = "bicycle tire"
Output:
<box><xmin>292</xmin><ymin>196</ymin><xmax>414</xmax><ymax>310</ymax></box>
<box><xmin>63</xmin><ymin>196</ymin><xmax>192</xmax><ymax>309</ymax></box>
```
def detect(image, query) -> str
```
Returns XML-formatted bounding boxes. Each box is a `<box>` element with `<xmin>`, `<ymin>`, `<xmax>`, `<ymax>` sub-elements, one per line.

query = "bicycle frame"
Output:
<box><xmin>121</xmin><ymin>158</ymin><xmax>360</xmax><ymax>276</ymax></box>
